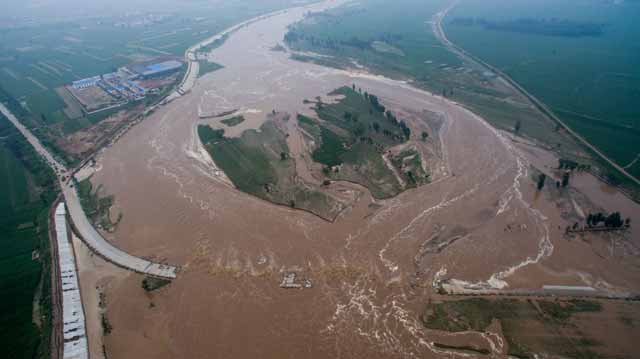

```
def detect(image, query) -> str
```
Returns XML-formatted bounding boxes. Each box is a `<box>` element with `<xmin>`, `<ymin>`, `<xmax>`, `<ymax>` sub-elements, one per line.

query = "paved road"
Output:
<box><xmin>433</xmin><ymin>0</ymin><xmax>640</xmax><ymax>187</ymax></box>
<box><xmin>0</xmin><ymin>104</ymin><xmax>66</xmax><ymax>173</ymax></box>
<box><xmin>62</xmin><ymin>182</ymin><xmax>177</xmax><ymax>277</ymax></box>
<box><xmin>0</xmin><ymin>102</ymin><xmax>177</xmax><ymax>279</ymax></box>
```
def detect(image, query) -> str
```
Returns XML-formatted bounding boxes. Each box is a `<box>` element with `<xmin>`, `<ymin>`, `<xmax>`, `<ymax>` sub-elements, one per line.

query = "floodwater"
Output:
<box><xmin>90</xmin><ymin>1</ymin><xmax>640</xmax><ymax>358</ymax></box>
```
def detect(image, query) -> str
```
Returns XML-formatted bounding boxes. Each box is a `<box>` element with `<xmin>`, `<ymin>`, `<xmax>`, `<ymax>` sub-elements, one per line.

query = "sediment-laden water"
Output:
<box><xmin>89</xmin><ymin>1</ymin><xmax>640</xmax><ymax>357</ymax></box>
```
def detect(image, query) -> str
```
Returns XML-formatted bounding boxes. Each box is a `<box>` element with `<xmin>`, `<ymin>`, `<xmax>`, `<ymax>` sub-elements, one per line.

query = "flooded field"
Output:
<box><xmin>87</xmin><ymin>1</ymin><xmax>640</xmax><ymax>357</ymax></box>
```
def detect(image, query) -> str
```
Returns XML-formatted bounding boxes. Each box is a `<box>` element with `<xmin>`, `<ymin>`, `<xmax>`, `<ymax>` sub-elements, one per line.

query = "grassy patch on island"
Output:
<box><xmin>221</xmin><ymin>115</ymin><xmax>245</xmax><ymax>127</ymax></box>
<box><xmin>390</xmin><ymin>148</ymin><xmax>430</xmax><ymax>188</ymax></box>
<box><xmin>198</xmin><ymin>120</ymin><xmax>345</xmax><ymax>221</ymax></box>
<box><xmin>300</xmin><ymin>86</ymin><xmax>429</xmax><ymax>198</ymax></box>
<box><xmin>197</xmin><ymin>61</ymin><xmax>224</xmax><ymax>78</ymax></box>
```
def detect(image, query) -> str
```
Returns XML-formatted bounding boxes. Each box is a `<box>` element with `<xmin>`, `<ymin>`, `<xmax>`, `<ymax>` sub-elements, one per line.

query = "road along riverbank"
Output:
<box><xmin>1</xmin><ymin>102</ymin><xmax>178</xmax><ymax>279</ymax></box>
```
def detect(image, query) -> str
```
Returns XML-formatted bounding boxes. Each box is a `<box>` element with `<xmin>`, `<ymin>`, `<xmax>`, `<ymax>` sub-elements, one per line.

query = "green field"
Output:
<box><xmin>198</xmin><ymin>120</ymin><xmax>344</xmax><ymax>221</ymax></box>
<box><xmin>198</xmin><ymin>61</ymin><xmax>224</xmax><ymax>79</ymax></box>
<box><xmin>0</xmin><ymin>113</ymin><xmax>56</xmax><ymax>359</ymax></box>
<box><xmin>423</xmin><ymin>297</ymin><xmax>635</xmax><ymax>359</ymax></box>
<box><xmin>285</xmin><ymin>0</ymin><xmax>460</xmax><ymax>81</ymax></box>
<box><xmin>284</xmin><ymin>0</ymin><xmax>581</xmax><ymax>162</ymax></box>
<box><xmin>445</xmin><ymin>0</ymin><xmax>640</xmax><ymax>178</ymax></box>
<box><xmin>0</xmin><ymin>0</ymin><xmax>316</xmax><ymax>164</ymax></box>
<box><xmin>285</xmin><ymin>0</ymin><xmax>640</xmax><ymax>194</ymax></box>
<box><xmin>300</xmin><ymin>86</ymin><xmax>429</xmax><ymax>198</ymax></box>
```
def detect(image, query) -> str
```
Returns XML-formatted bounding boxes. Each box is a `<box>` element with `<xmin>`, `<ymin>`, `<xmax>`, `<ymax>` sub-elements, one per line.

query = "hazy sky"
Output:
<box><xmin>0</xmin><ymin>0</ymin><xmax>226</xmax><ymax>19</ymax></box>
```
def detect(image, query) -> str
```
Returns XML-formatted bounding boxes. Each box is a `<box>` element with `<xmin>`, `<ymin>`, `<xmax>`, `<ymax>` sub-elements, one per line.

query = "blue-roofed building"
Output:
<box><xmin>131</xmin><ymin>60</ymin><xmax>183</xmax><ymax>79</ymax></box>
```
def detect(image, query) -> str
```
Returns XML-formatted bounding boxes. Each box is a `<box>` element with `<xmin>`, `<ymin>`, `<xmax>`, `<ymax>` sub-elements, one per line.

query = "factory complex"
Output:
<box><xmin>67</xmin><ymin>58</ymin><xmax>184</xmax><ymax>114</ymax></box>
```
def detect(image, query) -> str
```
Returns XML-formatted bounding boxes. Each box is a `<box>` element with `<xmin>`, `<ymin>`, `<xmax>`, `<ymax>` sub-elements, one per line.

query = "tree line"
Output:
<box><xmin>586</xmin><ymin>212</ymin><xmax>629</xmax><ymax>229</ymax></box>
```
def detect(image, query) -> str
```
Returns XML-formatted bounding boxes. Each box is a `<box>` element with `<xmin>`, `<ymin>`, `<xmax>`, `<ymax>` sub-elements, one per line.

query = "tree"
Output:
<box><xmin>368</xmin><ymin>94</ymin><xmax>385</xmax><ymax>112</ymax></box>
<box><xmin>514</xmin><ymin>120</ymin><xmax>521</xmax><ymax>134</ymax></box>
<box><xmin>605</xmin><ymin>212</ymin><xmax>623</xmax><ymax>228</ymax></box>
<box><xmin>537</xmin><ymin>173</ymin><xmax>546</xmax><ymax>190</ymax></box>
<box><xmin>556</xmin><ymin>181</ymin><xmax>560</xmax><ymax>188</ymax></box>
<box><xmin>421</xmin><ymin>131</ymin><xmax>429</xmax><ymax>141</ymax></box>
<box><xmin>561</xmin><ymin>172</ymin><xmax>570</xmax><ymax>187</ymax></box>
<box><xmin>406</xmin><ymin>171</ymin><xmax>416</xmax><ymax>185</ymax></box>
<box><xmin>399</xmin><ymin>121</ymin><xmax>410</xmax><ymax>139</ymax></box>
<box><xmin>586</xmin><ymin>213</ymin><xmax>593</xmax><ymax>227</ymax></box>
<box><xmin>386</xmin><ymin>110</ymin><xmax>398</xmax><ymax>125</ymax></box>
<box><xmin>373</xmin><ymin>122</ymin><xmax>380</xmax><ymax>133</ymax></box>
<box><xmin>590</xmin><ymin>212</ymin><xmax>605</xmax><ymax>226</ymax></box>
<box><xmin>280</xmin><ymin>152</ymin><xmax>287</xmax><ymax>161</ymax></box>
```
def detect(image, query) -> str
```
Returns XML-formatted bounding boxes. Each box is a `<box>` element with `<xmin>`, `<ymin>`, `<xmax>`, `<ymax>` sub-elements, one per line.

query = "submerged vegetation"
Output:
<box><xmin>142</xmin><ymin>277</ymin><xmax>172</xmax><ymax>292</ymax></box>
<box><xmin>197</xmin><ymin>61</ymin><xmax>224</xmax><ymax>79</ymax></box>
<box><xmin>220</xmin><ymin>115</ymin><xmax>246</xmax><ymax>127</ymax></box>
<box><xmin>423</xmin><ymin>298</ymin><xmax>605</xmax><ymax>359</ymax></box>
<box><xmin>77</xmin><ymin>177</ymin><xmax>121</xmax><ymax>232</ymax></box>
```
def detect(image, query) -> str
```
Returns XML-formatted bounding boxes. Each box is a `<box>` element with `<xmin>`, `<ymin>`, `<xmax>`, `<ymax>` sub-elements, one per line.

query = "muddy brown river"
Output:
<box><xmin>88</xmin><ymin>1</ymin><xmax>640</xmax><ymax>357</ymax></box>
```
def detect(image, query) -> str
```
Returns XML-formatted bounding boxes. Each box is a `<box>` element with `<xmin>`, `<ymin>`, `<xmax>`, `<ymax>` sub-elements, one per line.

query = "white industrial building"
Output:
<box><xmin>71</xmin><ymin>76</ymin><xmax>101</xmax><ymax>89</ymax></box>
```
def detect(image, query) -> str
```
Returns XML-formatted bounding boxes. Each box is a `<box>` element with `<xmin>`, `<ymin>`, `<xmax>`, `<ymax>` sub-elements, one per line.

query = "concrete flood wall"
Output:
<box><xmin>55</xmin><ymin>203</ymin><xmax>89</xmax><ymax>359</ymax></box>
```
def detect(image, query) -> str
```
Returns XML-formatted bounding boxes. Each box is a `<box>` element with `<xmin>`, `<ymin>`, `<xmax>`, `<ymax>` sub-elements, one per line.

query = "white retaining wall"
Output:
<box><xmin>55</xmin><ymin>203</ymin><xmax>89</xmax><ymax>359</ymax></box>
